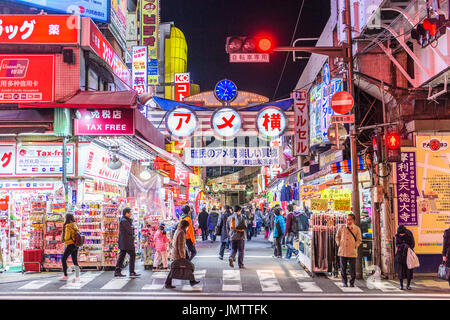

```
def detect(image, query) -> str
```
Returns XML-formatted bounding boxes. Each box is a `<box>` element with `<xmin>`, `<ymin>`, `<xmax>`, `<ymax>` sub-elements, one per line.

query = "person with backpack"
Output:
<box><xmin>272</xmin><ymin>208</ymin><xmax>286</xmax><ymax>258</ymax></box>
<box><xmin>335</xmin><ymin>213</ymin><xmax>362</xmax><ymax>287</ymax></box>
<box><xmin>284</xmin><ymin>204</ymin><xmax>299</xmax><ymax>259</ymax></box>
<box><xmin>216</xmin><ymin>205</ymin><xmax>232</xmax><ymax>260</ymax></box>
<box><xmin>114</xmin><ymin>207</ymin><xmax>141</xmax><ymax>278</ymax></box>
<box><xmin>227</xmin><ymin>205</ymin><xmax>247</xmax><ymax>269</ymax></box>
<box><xmin>152</xmin><ymin>223</ymin><xmax>171</xmax><ymax>271</ymax></box>
<box><xmin>59</xmin><ymin>213</ymin><xmax>81</xmax><ymax>282</ymax></box>
<box><xmin>206</xmin><ymin>207</ymin><xmax>219</xmax><ymax>242</ymax></box>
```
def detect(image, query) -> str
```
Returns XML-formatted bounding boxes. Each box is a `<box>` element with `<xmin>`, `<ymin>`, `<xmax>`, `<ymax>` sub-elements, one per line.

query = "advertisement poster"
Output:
<box><xmin>78</xmin><ymin>143</ymin><xmax>131</xmax><ymax>186</ymax></box>
<box><xmin>132</xmin><ymin>46</ymin><xmax>148</xmax><ymax>94</ymax></box>
<box><xmin>15</xmin><ymin>143</ymin><xmax>75</xmax><ymax>176</ymax></box>
<box><xmin>74</xmin><ymin>108</ymin><xmax>134</xmax><ymax>136</ymax></box>
<box><xmin>0</xmin><ymin>143</ymin><xmax>15</xmax><ymax>176</ymax></box>
<box><xmin>401</xmin><ymin>136</ymin><xmax>450</xmax><ymax>254</ymax></box>
<box><xmin>310</xmin><ymin>199</ymin><xmax>328</xmax><ymax>211</ymax></box>
<box><xmin>396</xmin><ymin>151</ymin><xmax>418</xmax><ymax>226</ymax></box>
<box><xmin>14</xmin><ymin>0</ymin><xmax>110</xmax><ymax>23</ymax></box>
<box><xmin>0</xmin><ymin>54</ymin><xmax>55</xmax><ymax>102</ymax></box>
<box><xmin>185</xmin><ymin>147</ymin><xmax>280</xmax><ymax>167</ymax></box>
<box><xmin>141</xmin><ymin>0</ymin><xmax>159</xmax><ymax>86</ymax></box>
<box><xmin>110</xmin><ymin>0</ymin><xmax>127</xmax><ymax>43</ymax></box>
<box><xmin>174</xmin><ymin>73</ymin><xmax>190</xmax><ymax>102</ymax></box>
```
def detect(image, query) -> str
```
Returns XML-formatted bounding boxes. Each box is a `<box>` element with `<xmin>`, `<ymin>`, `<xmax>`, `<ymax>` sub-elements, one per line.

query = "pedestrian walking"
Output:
<box><xmin>394</xmin><ymin>225</ymin><xmax>415</xmax><ymax>290</ymax></box>
<box><xmin>165</xmin><ymin>220</ymin><xmax>200</xmax><ymax>289</ymax></box>
<box><xmin>272</xmin><ymin>208</ymin><xmax>285</xmax><ymax>258</ymax></box>
<box><xmin>152</xmin><ymin>223</ymin><xmax>170</xmax><ymax>271</ymax></box>
<box><xmin>180</xmin><ymin>205</ymin><xmax>197</xmax><ymax>261</ymax></box>
<box><xmin>443</xmin><ymin>227</ymin><xmax>450</xmax><ymax>285</ymax></box>
<box><xmin>227</xmin><ymin>205</ymin><xmax>247</xmax><ymax>269</ymax></box>
<box><xmin>255</xmin><ymin>207</ymin><xmax>263</xmax><ymax>236</ymax></box>
<box><xmin>115</xmin><ymin>207</ymin><xmax>140</xmax><ymax>277</ymax></box>
<box><xmin>245</xmin><ymin>209</ymin><xmax>254</xmax><ymax>241</ymax></box>
<box><xmin>59</xmin><ymin>213</ymin><xmax>80</xmax><ymax>282</ymax></box>
<box><xmin>335</xmin><ymin>213</ymin><xmax>362</xmax><ymax>287</ymax></box>
<box><xmin>198</xmin><ymin>207</ymin><xmax>209</xmax><ymax>241</ymax></box>
<box><xmin>263</xmin><ymin>210</ymin><xmax>270</xmax><ymax>239</ymax></box>
<box><xmin>207</xmin><ymin>207</ymin><xmax>219</xmax><ymax>242</ymax></box>
<box><xmin>284</xmin><ymin>204</ymin><xmax>299</xmax><ymax>259</ymax></box>
<box><xmin>217</xmin><ymin>205</ymin><xmax>233</xmax><ymax>260</ymax></box>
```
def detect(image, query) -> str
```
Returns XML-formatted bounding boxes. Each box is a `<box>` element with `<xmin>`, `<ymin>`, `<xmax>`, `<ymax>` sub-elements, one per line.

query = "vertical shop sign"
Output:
<box><xmin>396</xmin><ymin>151</ymin><xmax>418</xmax><ymax>226</ymax></box>
<box><xmin>174</xmin><ymin>73</ymin><xmax>190</xmax><ymax>102</ymax></box>
<box><xmin>0</xmin><ymin>143</ymin><xmax>15</xmax><ymax>176</ymax></box>
<box><xmin>293</xmin><ymin>89</ymin><xmax>309</xmax><ymax>156</ymax></box>
<box><xmin>110</xmin><ymin>0</ymin><xmax>127</xmax><ymax>45</ymax></box>
<box><xmin>0</xmin><ymin>54</ymin><xmax>55</xmax><ymax>103</ymax></box>
<box><xmin>132</xmin><ymin>46</ymin><xmax>148</xmax><ymax>94</ymax></box>
<box><xmin>141</xmin><ymin>0</ymin><xmax>159</xmax><ymax>86</ymax></box>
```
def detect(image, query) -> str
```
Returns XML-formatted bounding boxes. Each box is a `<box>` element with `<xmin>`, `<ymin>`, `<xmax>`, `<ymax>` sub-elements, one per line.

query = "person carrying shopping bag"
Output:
<box><xmin>59</xmin><ymin>213</ymin><xmax>81</xmax><ymax>282</ymax></box>
<box><xmin>394</xmin><ymin>225</ymin><xmax>416</xmax><ymax>290</ymax></box>
<box><xmin>153</xmin><ymin>223</ymin><xmax>171</xmax><ymax>271</ymax></box>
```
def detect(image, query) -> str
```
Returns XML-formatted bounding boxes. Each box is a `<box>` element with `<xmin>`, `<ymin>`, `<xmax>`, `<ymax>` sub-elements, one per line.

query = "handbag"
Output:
<box><xmin>406</xmin><ymin>247</ymin><xmax>420</xmax><ymax>269</ymax></box>
<box><xmin>269</xmin><ymin>231</ymin><xmax>274</xmax><ymax>243</ymax></box>
<box><xmin>437</xmin><ymin>263</ymin><xmax>450</xmax><ymax>280</ymax></box>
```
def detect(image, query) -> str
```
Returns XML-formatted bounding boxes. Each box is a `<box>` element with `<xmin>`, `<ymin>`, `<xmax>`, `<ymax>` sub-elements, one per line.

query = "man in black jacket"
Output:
<box><xmin>198</xmin><ymin>208</ymin><xmax>209</xmax><ymax>241</ymax></box>
<box><xmin>114</xmin><ymin>207</ymin><xmax>140</xmax><ymax>277</ymax></box>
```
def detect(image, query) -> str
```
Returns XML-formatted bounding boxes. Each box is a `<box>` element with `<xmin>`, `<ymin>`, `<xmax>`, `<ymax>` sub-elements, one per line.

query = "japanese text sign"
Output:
<box><xmin>0</xmin><ymin>54</ymin><xmax>55</xmax><ymax>103</ymax></box>
<box><xmin>293</xmin><ymin>90</ymin><xmax>309</xmax><ymax>156</ymax></box>
<box><xmin>166</xmin><ymin>107</ymin><xmax>198</xmax><ymax>139</ymax></box>
<box><xmin>132</xmin><ymin>46</ymin><xmax>148</xmax><ymax>95</ymax></box>
<box><xmin>256</xmin><ymin>107</ymin><xmax>287</xmax><ymax>139</ymax></box>
<box><xmin>230</xmin><ymin>53</ymin><xmax>269</xmax><ymax>63</ymax></box>
<box><xmin>141</xmin><ymin>0</ymin><xmax>159</xmax><ymax>86</ymax></box>
<box><xmin>175</xmin><ymin>167</ymin><xmax>189</xmax><ymax>186</ymax></box>
<box><xmin>184</xmin><ymin>147</ymin><xmax>280</xmax><ymax>167</ymax></box>
<box><xmin>310</xmin><ymin>199</ymin><xmax>329</xmax><ymax>211</ymax></box>
<box><xmin>13</xmin><ymin>1</ymin><xmax>109</xmax><ymax>23</ymax></box>
<box><xmin>174</xmin><ymin>73</ymin><xmax>190</xmax><ymax>102</ymax></box>
<box><xmin>0</xmin><ymin>143</ymin><xmax>15</xmax><ymax>176</ymax></box>
<box><xmin>16</xmin><ymin>143</ymin><xmax>75</xmax><ymax>176</ymax></box>
<box><xmin>87</xmin><ymin>20</ymin><xmax>131</xmax><ymax>86</ymax></box>
<box><xmin>0</xmin><ymin>15</ymin><xmax>79</xmax><ymax>44</ymax></box>
<box><xmin>211</xmin><ymin>107</ymin><xmax>242</xmax><ymax>138</ymax></box>
<box><xmin>396</xmin><ymin>151</ymin><xmax>418</xmax><ymax>226</ymax></box>
<box><xmin>79</xmin><ymin>143</ymin><xmax>131</xmax><ymax>186</ymax></box>
<box><xmin>74</xmin><ymin>108</ymin><xmax>134</xmax><ymax>136</ymax></box>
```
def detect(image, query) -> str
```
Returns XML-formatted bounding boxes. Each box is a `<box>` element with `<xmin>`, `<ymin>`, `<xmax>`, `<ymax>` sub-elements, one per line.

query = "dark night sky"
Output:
<box><xmin>161</xmin><ymin>0</ymin><xmax>331</xmax><ymax>101</ymax></box>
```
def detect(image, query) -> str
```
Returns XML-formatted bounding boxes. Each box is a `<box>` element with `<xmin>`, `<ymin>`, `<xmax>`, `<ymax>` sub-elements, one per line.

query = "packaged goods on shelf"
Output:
<box><xmin>43</xmin><ymin>216</ymin><xmax>64</xmax><ymax>270</ymax></box>
<box><xmin>102</xmin><ymin>203</ymin><xmax>120</xmax><ymax>267</ymax></box>
<box><xmin>74</xmin><ymin>203</ymin><xmax>102</xmax><ymax>266</ymax></box>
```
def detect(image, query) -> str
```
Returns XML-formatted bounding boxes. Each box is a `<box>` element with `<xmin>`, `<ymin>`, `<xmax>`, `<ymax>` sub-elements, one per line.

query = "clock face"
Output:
<box><xmin>214</xmin><ymin>79</ymin><xmax>238</xmax><ymax>102</ymax></box>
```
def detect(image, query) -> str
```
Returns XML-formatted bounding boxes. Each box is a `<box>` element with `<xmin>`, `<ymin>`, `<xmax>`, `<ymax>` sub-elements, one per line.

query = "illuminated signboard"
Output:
<box><xmin>141</xmin><ymin>0</ymin><xmax>159</xmax><ymax>86</ymax></box>
<box><xmin>14</xmin><ymin>0</ymin><xmax>110</xmax><ymax>23</ymax></box>
<box><xmin>309</xmin><ymin>78</ymin><xmax>343</xmax><ymax>146</ymax></box>
<box><xmin>211</xmin><ymin>107</ymin><xmax>242</xmax><ymax>139</ymax></box>
<box><xmin>132</xmin><ymin>46</ymin><xmax>148</xmax><ymax>94</ymax></box>
<box><xmin>166</xmin><ymin>107</ymin><xmax>198</xmax><ymax>139</ymax></box>
<box><xmin>256</xmin><ymin>107</ymin><xmax>287</xmax><ymax>139</ymax></box>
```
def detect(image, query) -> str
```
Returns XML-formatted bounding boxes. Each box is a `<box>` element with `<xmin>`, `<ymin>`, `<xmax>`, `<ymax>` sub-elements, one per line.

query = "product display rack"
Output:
<box><xmin>74</xmin><ymin>203</ymin><xmax>102</xmax><ymax>269</ymax></box>
<box><xmin>27</xmin><ymin>201</ymin><xmax>45</xmax><ymax>250</ymax></box>
<box><xmin>43</xmin><ymin>213</ymin><xmax>64</xmax><ymax>270</ymax></box>
<box><xmin>102</xmin><ymin>203</ymin><xmax>120</xmax><ymax>268</ymax></box>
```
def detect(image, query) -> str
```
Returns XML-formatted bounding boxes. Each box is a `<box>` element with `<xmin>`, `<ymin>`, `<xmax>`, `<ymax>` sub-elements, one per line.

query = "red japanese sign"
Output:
<box><xmin>75</xmin><ymin>108</ymin><xmax>135</xmax><ymax>136</ymax></box>
<box><xmin>174</xmin><ymin>73</ymin><xmax>190</xmax><ymax>102</ymax></box>
<box><xmin>0</xmin><ymin>54</ymin><xmax>55</xmax><ymax>102</ymax></box>
<box><xmin>330</xmin><ymin>91</ymin><xmax>354</xmax><ymax>114</ymax></box>
<box><xmin>0</xmin><ymin>15</ymin><xmax>79</xmax><ymax>44</ymax></box>
<box><xmin>87</xmin><ymin>20</ymin><xmax>131</xmax><ymax>86</ymax></box>
<box><xmin>0</xmin><ymin>143</ymin><xmax>15</xmax><ymax>176</ymax></box>
<box><xmin>293</xmin><ymin>90</ymin><xmax>309</xmax><ymax>156</ymax></box>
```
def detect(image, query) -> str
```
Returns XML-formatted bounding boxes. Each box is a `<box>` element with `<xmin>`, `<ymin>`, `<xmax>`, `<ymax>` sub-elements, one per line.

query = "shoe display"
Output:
<box><xmin>229</xmin><ymin>258</ymin><xmax>234</xmax><ymax>268</ymax></box>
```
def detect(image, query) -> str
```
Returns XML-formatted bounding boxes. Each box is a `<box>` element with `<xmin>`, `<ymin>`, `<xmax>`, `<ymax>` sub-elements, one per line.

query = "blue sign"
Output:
<box><xmin>14</xmin><ymin>0</ymin><xmax>110</xmax><ymax>23</ymax></box>
<box><xmin>323</xmin><ymin>63</ymin><xmax>330</xmax><ymax>85</ymax></box>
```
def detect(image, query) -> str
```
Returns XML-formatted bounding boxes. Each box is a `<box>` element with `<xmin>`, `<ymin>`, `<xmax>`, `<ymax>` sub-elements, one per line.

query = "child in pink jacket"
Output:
<box><xmin>153</xmin><ymin>223</ymin><xmax>171</xmax><ymax>270</ymax></box>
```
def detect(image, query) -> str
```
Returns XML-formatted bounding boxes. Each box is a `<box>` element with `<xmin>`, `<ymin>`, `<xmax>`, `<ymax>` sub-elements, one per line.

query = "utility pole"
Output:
<box><xmin>344</xmin><ymin>0</ymin><xmax>363</xmax><ymax>279</ymax></box>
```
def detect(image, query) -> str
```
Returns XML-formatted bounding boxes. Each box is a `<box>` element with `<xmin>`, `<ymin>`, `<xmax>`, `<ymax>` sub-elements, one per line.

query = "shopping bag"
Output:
<box><xmin>437</xmin><ymin>264</ymin><xmax>450</xmax><ymax>280</ymax></box>
<box><xmin>406</xmin><ymin>248</ymin><xmax>420</xmax><ymax>269</ymax></box>
<box><xmin>268</xmin><ymin>231</ymin><xmax>273</xmax><ymax>243</ymax></box>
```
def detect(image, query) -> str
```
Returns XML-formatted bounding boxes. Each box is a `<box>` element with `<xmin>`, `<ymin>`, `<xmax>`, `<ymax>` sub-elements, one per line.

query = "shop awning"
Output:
<box><xmin>331</xmin><ymin>157</ymin><xmax>366</xmax><ymax>173</ymax></box>
<box><xmin>149</xmin><ymin>96</ymin><xmax>211</xmax><ymax>111</ymax></box>
<box><xmin>18</xmin><ymin>90</ymin><xmax>139</xmax><ymax>109</ymax></box>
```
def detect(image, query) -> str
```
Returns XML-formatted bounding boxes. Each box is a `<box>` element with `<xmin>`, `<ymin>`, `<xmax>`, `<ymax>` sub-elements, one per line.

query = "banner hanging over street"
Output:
<box><xmin>184</xmin><ymin>147</ymin><xmax>281</xmax><ymax>166</ymax></box>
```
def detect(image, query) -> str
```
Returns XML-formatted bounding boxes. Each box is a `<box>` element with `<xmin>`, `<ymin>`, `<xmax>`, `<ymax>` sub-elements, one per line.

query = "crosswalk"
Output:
<box><xmin>13</xmin><ymin>268</ymin><xmax>404</xmax><ymax>294</ymax></box>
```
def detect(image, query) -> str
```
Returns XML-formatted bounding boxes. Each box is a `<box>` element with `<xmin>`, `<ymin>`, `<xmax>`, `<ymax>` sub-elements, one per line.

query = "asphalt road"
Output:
<box><xmin>1</xmin><ymin>235</ymin><xmax>449</xmax><ymax>300</ymax></box>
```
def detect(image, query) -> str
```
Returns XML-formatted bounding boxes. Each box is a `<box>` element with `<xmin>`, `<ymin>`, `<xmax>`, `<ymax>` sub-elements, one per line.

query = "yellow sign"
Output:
<box><xmin>401</xmin><ymin>135</ymin><xmax>450</xmax><ymax>254</ymax></box>
<box><xmin>334</xmin><ymin>199</ymin><xmax>351</xmax><ymax>211</ymax></box>
<box><xmin>189</xmin><ymin>173</ymin><xmax>201</xmax><ymax>187</ymax></box>
<box><xmin>321</xmin><ymin>188</ymin><xmax>352</xmax><ymax>200</ymax></box>
<box><xmin>311</xmin><ymin>199</ymin><xmax>329</xmax><ymax>211</ymax></box>
<box><xmin>299</xmin><ymin>185</ymin><xmax>321</xmax><ymax>201</ymax></box>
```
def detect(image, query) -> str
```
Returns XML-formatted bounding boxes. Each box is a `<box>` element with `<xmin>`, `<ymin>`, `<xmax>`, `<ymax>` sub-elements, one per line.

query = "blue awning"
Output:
<box><xmin>151</xmin><ymin>96</ymin><xmax>211</xmax><ymax>111</ymax></box>
<box><xmin>241</xmin><ymin>98</ymin><xmax>293</xmax><ymax>111</ymax></box>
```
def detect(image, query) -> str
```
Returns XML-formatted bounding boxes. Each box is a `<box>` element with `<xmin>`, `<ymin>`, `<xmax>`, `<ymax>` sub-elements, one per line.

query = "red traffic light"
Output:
<box><xmin>423</xmin><ymin>18</ymin><xmax>437</xmax><ymax>37</ymax></box>
<box><xmin>386</xmin><ymin>132</ymin><xmax>401</xmax><ymax>150</ymax></box>
<box><xmin>256</xmin><ymin>37</ymin><xmax>274</xmax><ymax>53</ymax></box>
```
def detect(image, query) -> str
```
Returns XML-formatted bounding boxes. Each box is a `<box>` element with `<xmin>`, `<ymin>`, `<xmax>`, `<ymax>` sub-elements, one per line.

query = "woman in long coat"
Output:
<box><xmin>394</xmin><ymin>225</ymin><xmax>415</xmax><ymax>290</ymax></box>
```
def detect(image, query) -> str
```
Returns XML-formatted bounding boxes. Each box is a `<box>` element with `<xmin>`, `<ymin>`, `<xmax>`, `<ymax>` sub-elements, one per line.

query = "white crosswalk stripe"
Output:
<box><xmin>256</xmin><ymin>270</ymin><xmax>282</xmax><ymax>292</ymax></box>
<box><xmin>142</xmin><ymin>271</ymin><xmax>169</xmax><ymax>290</ymax></box>
<box><xmin>60</xmin><ymin>271</ymin><xmax>103</xmax><ymax>290</ymax></box>
<box><xmin>329</xmin><ymin>277</ymin><xmax>364</xmax><ymax>292</ymax></box>
<box><xmin>368</xmin><ymin>280</ymin><xmax>402</xmax><ymax>292</ymax></box>
<box><xmin>101</xmin><ymin>277</ymin><xmax>131</xmax><ymax>290</ymax></box>
<box><xmin>288</xmin><ymin>269</ymin><xmax>323</xmax><ymax>292</ymax></box>
<box><xmin>19</xmin><ymin>280</ymin><xmax>53</xmax><ymax>290</ymax></box>
<box><xmin>181</xmin><ymin>269</ymin><xmax>206</xmax><ymax>291</ymax></box>
<box><xmin>222</xmin><ymin>270</ymin><xmax>242</xmax><ymax>291</ymax></box>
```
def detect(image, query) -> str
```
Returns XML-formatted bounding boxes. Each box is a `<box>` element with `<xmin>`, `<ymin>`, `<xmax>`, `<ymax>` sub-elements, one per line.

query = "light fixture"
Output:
<box><xmin>140</xmin><ymin>168</ymin><xmax>151</xmax><ymax>180</ymax></box>
<box><xmin>107</xmin><ymin>154</ymin><xmax>122</xmax><ymax>170</ymax></box>
<box><xmin>75</xmin><ymin>110</ymin><xmax>82</xmax><ymax>119</ymax></box>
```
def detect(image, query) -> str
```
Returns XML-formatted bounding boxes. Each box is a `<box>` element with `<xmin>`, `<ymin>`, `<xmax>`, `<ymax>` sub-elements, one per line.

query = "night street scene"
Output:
<box><xmin>0</xmin><ymin>0</ymin><xmax>449</xmax><ymax>305</ymax></box>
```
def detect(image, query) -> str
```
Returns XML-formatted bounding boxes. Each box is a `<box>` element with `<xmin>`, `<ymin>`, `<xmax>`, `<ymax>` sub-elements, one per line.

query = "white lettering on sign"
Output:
<box><xmin>293</xmin><ymin>90</ymin><xmax>309</xmax><ymax>156</ymax></box>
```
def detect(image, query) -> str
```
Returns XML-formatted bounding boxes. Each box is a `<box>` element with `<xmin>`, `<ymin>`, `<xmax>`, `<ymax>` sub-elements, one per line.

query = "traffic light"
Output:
<box><xmin>385</xmin><ymin>132</ymin><xmax>401</xmax><ymax>162</ymax></box>
<box><xmin>226</xmin><ymin>36</ymin><xmax>274</xmax><ymax>63</ymax></box>
<box><xmin>372</xmin><ymin>131</ymin><xmax>382</xmax><ymax>164</ymax></box>
<box><xmin>411</xmin><ymin>14</ymin><xmax>447</xmax><ymax>48</ymax></box>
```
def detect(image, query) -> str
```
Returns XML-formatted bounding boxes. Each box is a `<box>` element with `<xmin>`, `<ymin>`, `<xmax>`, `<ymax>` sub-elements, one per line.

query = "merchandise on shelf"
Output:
<box><xmin>43</xmin><ymin>215</ymin><xmax>64</xmax><ymax>269</ymax></box>
<box><xmin>74</xmin><ymin>203</ymin><xmax>102</xmax><ymax>265</ymax></box>
<box><xmin>102</xmin><ymin>203</ymin><xmax>120</xmax><ymax>267</ymax></box>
